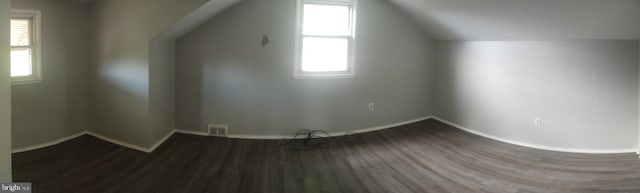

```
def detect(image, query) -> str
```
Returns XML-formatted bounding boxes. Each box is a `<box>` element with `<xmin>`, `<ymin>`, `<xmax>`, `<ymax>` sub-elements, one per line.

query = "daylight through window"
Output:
<box><xmin>10</xmin><ymin>9</ymin><xmax>41</xmax><ymax>83</ymax></box>
<box><xmin>295</xmin><ymin>0</ymin><xmax>357</xmax><ymax>78</ymax></box>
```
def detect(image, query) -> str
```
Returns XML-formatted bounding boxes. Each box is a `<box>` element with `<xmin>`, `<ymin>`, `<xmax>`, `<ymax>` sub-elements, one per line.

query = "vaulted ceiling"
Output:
<box><xmin>387</xmin><ymin>0</ymin><xmax>640</xmax><ymax>40</ymax></box>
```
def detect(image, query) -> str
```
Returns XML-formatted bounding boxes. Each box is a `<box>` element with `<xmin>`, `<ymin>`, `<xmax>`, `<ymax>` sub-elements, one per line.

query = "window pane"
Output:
<box><xmin>301</xmin><ymin>37</ymin><xmax>348</xmax><ymax>72</ymax></box>
<box><xmin>11</xmin><ymin>49</ymin><xmax>32</xmax><ymax>77</ymax></box>
<box><xmin>303</xmin><ymin>4</ymin><xmax>350</xmax><ymax>36</ymax></box>
<box><xmin>11</xmin><ymin>19</ymin><xmax>31</xmax><ymax>46</ymax></box>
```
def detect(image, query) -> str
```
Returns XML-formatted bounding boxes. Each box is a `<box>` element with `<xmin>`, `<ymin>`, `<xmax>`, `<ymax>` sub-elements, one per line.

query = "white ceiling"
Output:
<box><xmin>387</xmin><ymin>0</ymin><xmax>640</xmax><ymax>40</ymax></box>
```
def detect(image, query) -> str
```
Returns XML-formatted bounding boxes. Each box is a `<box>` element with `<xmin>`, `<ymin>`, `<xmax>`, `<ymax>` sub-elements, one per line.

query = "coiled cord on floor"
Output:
<box><xmin>277</xmin><ymin>129</ymin><xmax>360</xmax><ymax>151</ymax></box>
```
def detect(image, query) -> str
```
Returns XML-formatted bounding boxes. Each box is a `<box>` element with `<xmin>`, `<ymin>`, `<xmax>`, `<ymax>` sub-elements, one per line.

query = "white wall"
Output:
<box><xmin>435</xmin><ymin>40</ymin><xmax>639</xmax><ymax>151</ymax></box>
<box><xmin>0</xmin><ymin>0</ymin><xmax>13</xmax><ymax>182</ymax></box>
<box><xmin>10</xmin><ymin>0</ymin><xmax>90</xmax><ymax>150</ymax></box>
<box><xmin>175</xmin><ymin>0</ymin><xmax>436</xmax><ymax>135</ymax></box>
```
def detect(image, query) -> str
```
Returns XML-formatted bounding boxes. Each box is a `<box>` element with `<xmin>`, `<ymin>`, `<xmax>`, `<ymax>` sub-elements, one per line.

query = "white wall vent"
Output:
<box><xmin>208</xmin><ymin>124</ymin><xmax>229</xmax><ymax>137</ymax></box>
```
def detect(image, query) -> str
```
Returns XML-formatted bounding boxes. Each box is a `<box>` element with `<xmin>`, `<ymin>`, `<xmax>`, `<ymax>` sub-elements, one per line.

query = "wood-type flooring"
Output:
<box><xmin>12</xmin><ymin>119</ymin><xmax>640</xmax><ymax>193</ymax></box>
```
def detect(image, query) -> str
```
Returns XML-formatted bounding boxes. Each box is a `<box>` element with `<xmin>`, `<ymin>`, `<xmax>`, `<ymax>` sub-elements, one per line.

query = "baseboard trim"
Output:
<box><xmin>14</xmin><ymin>116</ymin><xmax>632</xmax><ymax>155</ymax></box>
<box><xmin>148</xmin><ymin>130</ymin><xmax>175</xmax><ymax>152</ymax></box>
<box><xmin>12</xmin><ymin>132</ymin><xmax>87</xmax><ymax>153</ymax></box>
<box><xmin>86</xmin><ymin>131</ymin><xmax>151</xmax><ymax>153</ymax></box>
<box><xmin>227</xmin><ymin>134</ymin><xmax>287</xmax><ymax>139</ymax></box>
<box><xmin>431</xmin><ymin>116</ymin><xmax>637</xmax><ymax>154</ymax></box>
<box><xmin>177</xmin><ymin>116</ymin><xmax>433</xmax><ymax>140</ymax></box>
<box><xmin>175</xmin><ymin>129</ymin><xmax>209</xmax><ymax>136</ymax></box>
<box><xmin>353</xmin><ymin>116</ymin><xmax>433</xmax><ymax>134</ymax></box>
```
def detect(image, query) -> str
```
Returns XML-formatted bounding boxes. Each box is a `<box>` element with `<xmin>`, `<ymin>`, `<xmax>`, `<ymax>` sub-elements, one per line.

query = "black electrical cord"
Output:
<box><xmin>277</xmin><ymin>129</ymin><xmax>361</xmax><ymax>151</ymax></box>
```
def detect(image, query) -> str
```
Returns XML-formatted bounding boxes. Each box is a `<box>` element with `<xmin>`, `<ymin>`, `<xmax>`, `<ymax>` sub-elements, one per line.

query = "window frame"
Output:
<box><xmin>10</xmin><ymin>9</ymin><xmax>42</xmax><ymax>84</ymax></box>
<box><xmin>293</xmin><ymin>0</ymin><xmax>357</xmax><ymax>79</ymax></box>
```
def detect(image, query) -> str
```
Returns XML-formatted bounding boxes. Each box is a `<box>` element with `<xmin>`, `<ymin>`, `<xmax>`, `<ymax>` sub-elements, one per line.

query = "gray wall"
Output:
<box><xmin>175</xmin><ymin>0</ymin><xmax>436</xmax><ymax>135</ymax></box>
<box><xmin>89</xmin><ymin>0</ymin><xmax>152</xmax><ymax>147</ymax></box>
<box><xmin>1</xmin><ymin>0</ymin><xmax>12</xmax><ymax>182</ymax></box>
<box><xmin>149</xmin><ymin>39</ymin><xmax>175</xmax><ymax>143</ymax></box>
<box><xmin>89</xmin><ymin>0</ymin><xmax>213</xmax><ymax>148</ymax></box>
<box><xmin>149</xmin><ymin>0</ymin><xmax>242</xmax><ymax>143</ymax></box>
<box><xmin>148</xmin><ymin>0</ymin><xmax>209</xmax><ymax>37</ymax></box>
<box><xmin>10</xmin><ymin>0</ymin><xmax>90</xmax><ymax>150</ymax></box>
<box><xmin>435</xmin><ymin>40</ymin><xmax>639</xmax><ymax>150</ymax></box>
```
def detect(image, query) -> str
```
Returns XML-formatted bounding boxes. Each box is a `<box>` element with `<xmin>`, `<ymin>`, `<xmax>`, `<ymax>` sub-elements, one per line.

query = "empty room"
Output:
<box><xmin>1</xmin><ymin>0</ymin><xmax>640</xmax><ymax>192</ymax></box>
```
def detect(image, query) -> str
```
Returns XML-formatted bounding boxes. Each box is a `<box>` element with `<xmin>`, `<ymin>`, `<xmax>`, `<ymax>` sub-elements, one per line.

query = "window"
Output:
<box><xmin>10</xmin><ymin>9</ymin><xmax>41</xmax><ymax>83</ymax></box>
<box><xmin>294</xmin><ymin>0</ymin><xmax>357</xmax><ymax>78</ymax></box>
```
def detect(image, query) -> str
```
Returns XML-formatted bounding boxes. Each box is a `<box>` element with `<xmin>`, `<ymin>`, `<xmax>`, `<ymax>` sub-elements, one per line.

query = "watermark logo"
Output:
<box><xmin>0</xmin><ymin>183</ymin><xmax>31</xmax><ymax>193</ymax></box>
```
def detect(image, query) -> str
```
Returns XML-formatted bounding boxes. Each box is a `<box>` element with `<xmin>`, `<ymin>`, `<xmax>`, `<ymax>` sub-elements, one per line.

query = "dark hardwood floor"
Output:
<box><xmin>13</xmin><ymin>119</ymin><xmax>640</xmax><ymax>193</ymax></box>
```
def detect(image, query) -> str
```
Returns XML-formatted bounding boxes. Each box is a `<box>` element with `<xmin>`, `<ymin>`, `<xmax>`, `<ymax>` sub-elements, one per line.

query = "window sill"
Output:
<box><xmin>293</xmin><ymin>73</ymin><xmax>355</xmax><ymax>79</ymax></box>
<box><xmin>11</xmin><ymin>78</ymin><xmax>42</xmax><ymax>85</ymax></box>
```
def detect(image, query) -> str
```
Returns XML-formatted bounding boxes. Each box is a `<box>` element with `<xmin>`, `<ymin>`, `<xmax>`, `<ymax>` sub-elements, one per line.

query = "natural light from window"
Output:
<box><xmin>296</xmin><ymin>0</ymin><xmax>356</xmax><ymax>77</ymax></box>
<box><xmin>11</xmin><ymin>49</ymin><xmax>32</xmax><ymax>77</ymax></box>
<box><xmin>11</xmin><ymin>19</ymin><xmax>33</xmax><ymax>77</ymax></box>
<box><xmin>302</xmin><ymin>37</ymin><xmax>348</xmax><ymax>72</ymax></box>
<box><xmin>302</xmin><ymin>4</ymin><xmax>350</xmax><ymax>36</ymax></box>
<box><xmin>10</xmin><ymin>9</ymin><xmax>41</xmax><ymax>83</ymax></box>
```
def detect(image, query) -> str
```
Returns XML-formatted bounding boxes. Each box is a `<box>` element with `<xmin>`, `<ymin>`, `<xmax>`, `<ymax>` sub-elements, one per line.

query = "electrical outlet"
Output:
<box><xmin>368</xmin><ymin>103</ymin><xmax>375</xmax><ymax>111</ymax></box>
<box><xmin>534</xmin><ymin>117</ymin><xmax>542</xmax><ymax>127</ymax></box>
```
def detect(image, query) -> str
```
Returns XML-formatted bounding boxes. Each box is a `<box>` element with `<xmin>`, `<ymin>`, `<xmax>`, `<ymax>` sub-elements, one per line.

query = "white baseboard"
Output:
<box><xmin>86</xmin><ymin>131</ymin><xmax>152</xmax><ymax>153</ymax></box>
<box><xmin>85</xmin><ymin>116</ymin><xmax>432</xmax><ymax>152</ymax></box>
<box><xmin>178</xmin><ymin>116</ymin><xmax>433</xmax><ymax>140</ymax></box>
<box><xmin>176</xmin><ymin>129</ymin><xmax>287</xmax><ymax>139</ymax></box>
<box><xmin>148</xmin><ymin>130</ymin><xmax>175</xmax><ymax>152</ymax></box>
<box><xmin>15</xmin><ymin>116</ymin><xmax>433</xmax><ymax>154</ymax></box>
<box><xmin>175</xmin><ymin>129</ymin><xmax>209</xmax><ymax>136</ymax></box>
<box><xmin>176</xmin><ymin>130</ymin><xmax>288</xmax><ymax>139</ymax></box>
<box><xmin>13</xmin><ymin>116</ymin><xmax>634</xmax><ymax>156</ymax></box>
<box><xmin>13</xmin><ymin>129</ymin><xmax>178</xmax><ymax>154</ymax></box>
<box><xmin>431</xmin><ymin>116</ymin><xmax>637</xmax><ymax>154</ymax></box>
<box><xmin>353</xmin><ymin>116</ymin><xmax>432</xmax><ymax>134</ymax></box>
<box><xmin>12</xmin><ymin>131</ymin><xmax>87</xmax><ymax>153</ymax></box>
<box><xmin>227</xmin><ymin>134</ymin><xmax>287</xmax><ymax>139</ymax></box>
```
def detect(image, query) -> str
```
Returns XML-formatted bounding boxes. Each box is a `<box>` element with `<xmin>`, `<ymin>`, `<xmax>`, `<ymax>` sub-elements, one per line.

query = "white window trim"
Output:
<box><xmin>10</xmin><ymin>9</ymin><xmax>42</xmax><ymax>85</ymax></box>
<box><xmin>293</xmin><ymin>0</ymin><xmax>357</xmax><ymax>79</ymax></box>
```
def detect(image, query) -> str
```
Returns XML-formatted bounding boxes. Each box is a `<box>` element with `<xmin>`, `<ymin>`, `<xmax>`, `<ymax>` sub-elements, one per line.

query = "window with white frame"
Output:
<box><xmin>10</xmin><ymin>9</ymin><xmax>41</xmax><ymax>83</ymax></box>
<box><xmin>294</xmin><ymin>0</ymin><xmax>357</xmax><ymax>78</ymax></box>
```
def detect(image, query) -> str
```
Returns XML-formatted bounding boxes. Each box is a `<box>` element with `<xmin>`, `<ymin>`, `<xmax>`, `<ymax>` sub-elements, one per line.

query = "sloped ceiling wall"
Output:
<box><xmin>388</xmin><ymin>0</ymin><xmax>640</xmax><ymax>40</ymax></box>
<box><xmin>89</xmin><ymin>0</ymin><xmax>241</xmax><ymax>149</ymax></box>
